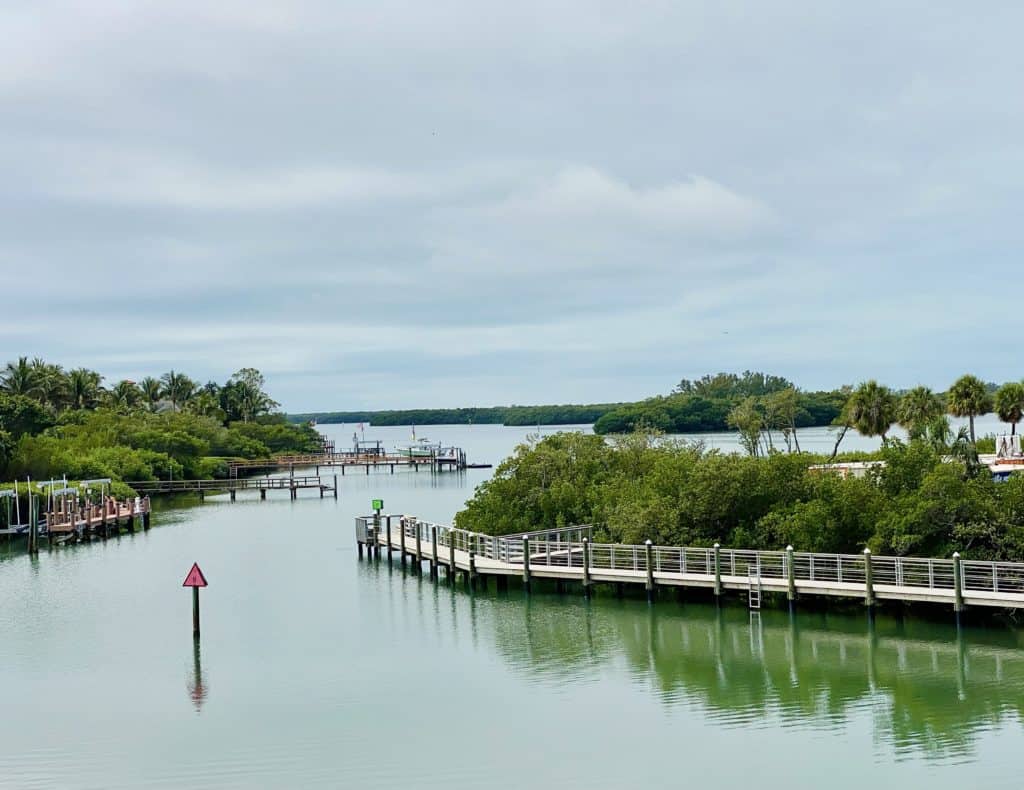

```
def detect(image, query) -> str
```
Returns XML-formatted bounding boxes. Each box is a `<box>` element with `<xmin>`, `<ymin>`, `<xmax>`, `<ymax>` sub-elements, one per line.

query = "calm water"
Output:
<box><xmin>1</xmin><ymin>422</ymin><xmax>1022</xmax><ymax>789</ymax></box>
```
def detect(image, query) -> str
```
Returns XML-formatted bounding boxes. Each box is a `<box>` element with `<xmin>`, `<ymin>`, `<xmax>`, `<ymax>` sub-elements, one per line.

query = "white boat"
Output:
<box><xmin>394</xmin><ymin>438</ymin><xmax>442</xmax><ymax>458</ymax></box>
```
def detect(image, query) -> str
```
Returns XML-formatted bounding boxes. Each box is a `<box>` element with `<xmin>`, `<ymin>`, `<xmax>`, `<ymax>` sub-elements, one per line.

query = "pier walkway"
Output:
<box><xmin>228</xmin><ymin>448</ymin><xmax>470</xmax><ymax>478</ymax></box>
<box><xmin>356</xmin><ymin>516</ymin><xmax>1024</xmax><ymax>612</ymax></box>
<box><xmin>127</xmin><ymin>474</ymin><xmax>337</xmax><ymax>500</ymax></box>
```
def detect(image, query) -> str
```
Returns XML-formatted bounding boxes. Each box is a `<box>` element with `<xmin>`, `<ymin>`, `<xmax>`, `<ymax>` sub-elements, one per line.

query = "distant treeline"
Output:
<box><xmin>289</xmin><ymin>404</ymin><xmax>623</xmax><ymax>427</ymax></box>
<box><xmin>594</xmin><ymin>373</ymin><xmax>847</xmax><ymax>435</ymax></box>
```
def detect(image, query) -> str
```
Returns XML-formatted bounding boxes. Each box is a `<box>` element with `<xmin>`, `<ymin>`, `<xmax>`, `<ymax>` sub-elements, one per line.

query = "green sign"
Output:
<box><xmin>372</xmin><ymin>499</ymin><xmax>383</xmax><ymax>511</ymax></box>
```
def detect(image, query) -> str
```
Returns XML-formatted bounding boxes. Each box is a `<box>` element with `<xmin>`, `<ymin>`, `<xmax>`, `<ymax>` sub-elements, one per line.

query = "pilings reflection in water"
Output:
<box><xmin>370</xmin><ymin>557</ymin><xmax>1024</xmax><ymax>763</ymax></box>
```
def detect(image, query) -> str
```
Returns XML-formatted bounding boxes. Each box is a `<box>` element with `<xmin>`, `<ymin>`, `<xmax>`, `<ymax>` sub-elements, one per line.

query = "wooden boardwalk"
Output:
<box><xmin>228</xmin><ymin>449</ymin><xmax>470</xmax><ymax>478</ymax></box>
<box><xmin>127</xmin><ymin>474</ymin><xmax>337</xmax><ymax>500</ymax></box>
<box><xmin>356</xmin><ymin>516</ymin><xmax>1024</xmax><ymax>613</ymax></box>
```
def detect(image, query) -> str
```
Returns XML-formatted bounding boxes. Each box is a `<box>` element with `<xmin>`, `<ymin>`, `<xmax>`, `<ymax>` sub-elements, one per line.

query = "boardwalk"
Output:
<box><xmin>127</xmin><ymin>474</ymin><xmax>337</xmax><ymax>500</ymax></box>
<box><xmin>356</xmin><ymin>516</ymin><xmax>1024</xmax><ymax>612</ymax></box>
<box><xmin>228</xmin><ymin>448</ymin><xmax>470</xmax><ymax>478</ymax></box>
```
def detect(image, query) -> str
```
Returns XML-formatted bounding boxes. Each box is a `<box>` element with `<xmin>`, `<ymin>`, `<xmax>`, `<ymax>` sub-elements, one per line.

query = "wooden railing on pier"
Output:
<box><xmin>45</xmin><ymin>497</ymin><xmax>151</xmax><ymax>537</ymax></box>
<box><xmin>126</xmin><ymin>475</ymin><xmax>338</xmax><ymax>500</ymax></box>
<box><xmin>356</xmin><ymin>516</ymin><xmax>1024</xmax><ymax>612</ymax></box>
<box><xmin>228</xmin><ymin>448</ymin><xmax>467</xmax><ymax>477</ymax></box>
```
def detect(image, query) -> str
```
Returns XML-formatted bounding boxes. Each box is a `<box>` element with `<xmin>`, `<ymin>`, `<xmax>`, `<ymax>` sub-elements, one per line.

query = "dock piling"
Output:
<box><xmin>953</xmin><ymin>552</ymin><xmax>965</xmax><ymax>613</ymax></box>
<box><xmin>864</xmin><ymin>548</ymin><xmax>875</xmax><ymax>608</ymax></box>
<box><xmin>645</xmin><ymin>540</ymin><xmax>655</xmax><ymax>601</ymax></box>
<box><xmin>713</xmin><ymin>543</ymin><xmax>722</xmax><ymax>599</ymax></box>
<box><xmin>582</xmin><ymin>537</ymin><xmax>591</xmax><ymax>596</ymax></box>
<box><xmin>522</xmin><ymin>535</ymin><xmax>531</xmax><ymax>593</ymax></box>
<box><xmin>431</xmin><ymin>526</ymin><xmax>439</xmax><ymax>579</ymax></box>
<box><xmin>786</xmin><ymin>545</ymin><xmax>796</xmax><ymax>602</ymax></box>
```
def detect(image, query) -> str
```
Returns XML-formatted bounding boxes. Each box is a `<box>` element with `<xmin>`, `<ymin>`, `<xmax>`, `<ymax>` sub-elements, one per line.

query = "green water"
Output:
<box><xmin>1</xmin><ymin>425</ymin><xmax>1023</xmax><ymax>788</ymax></box>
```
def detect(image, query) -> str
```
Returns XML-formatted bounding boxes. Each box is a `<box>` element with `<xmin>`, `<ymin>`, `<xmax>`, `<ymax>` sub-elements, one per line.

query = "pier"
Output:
<box><xmin>228</xmin><ymin>446</ymin><xmax>472</xmax><ymax>478</ymax></box>
<box><xmin>126</xmin><ymin>474</ymin><xmax>338</xmax><ymax>500</ymax></box>
<box><xmin>356</xmin><ymin>516</ymin><xmax>1024</xmax><ymax>614</ymax></box>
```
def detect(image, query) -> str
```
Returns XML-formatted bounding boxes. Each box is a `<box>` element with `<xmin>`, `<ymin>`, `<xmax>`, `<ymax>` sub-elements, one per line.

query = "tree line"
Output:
<box><xmin>289</xmin><ymin>403</ymin><xmax>623</xmax><ymax>428</ymax></box>
<box><xmin>0</xmin><ymin>357</ymin><xmax>319</xmax><ymax>486</ymax></box>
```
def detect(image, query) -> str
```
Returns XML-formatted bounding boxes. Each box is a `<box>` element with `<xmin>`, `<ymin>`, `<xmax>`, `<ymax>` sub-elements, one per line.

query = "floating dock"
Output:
<box><xmin>355</xmin><ymin>516</ymin><xmax>1024</xmax><ymax>614</ymax></box>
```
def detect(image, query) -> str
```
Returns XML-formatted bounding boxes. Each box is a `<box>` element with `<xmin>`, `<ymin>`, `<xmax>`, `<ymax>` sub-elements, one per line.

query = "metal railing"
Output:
<box><xmin>358</xmin><ymin>515</ymin><xmax>1024</xmax><ymax>599</ymax></box>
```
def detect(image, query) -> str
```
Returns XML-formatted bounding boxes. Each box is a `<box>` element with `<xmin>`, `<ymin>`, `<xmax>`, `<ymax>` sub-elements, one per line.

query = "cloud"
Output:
<box><xmin>1</xmin><ymin>1</ymin><xmax>1023</xmax><ymax>410</ymax></box>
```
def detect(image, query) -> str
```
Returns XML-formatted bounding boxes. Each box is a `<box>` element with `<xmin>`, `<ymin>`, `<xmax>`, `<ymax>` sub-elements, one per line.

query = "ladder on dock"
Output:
<box><xmin>748</xmin><ymin>564</ymin><xmax>762</xmax><ymax>609</ymax></box>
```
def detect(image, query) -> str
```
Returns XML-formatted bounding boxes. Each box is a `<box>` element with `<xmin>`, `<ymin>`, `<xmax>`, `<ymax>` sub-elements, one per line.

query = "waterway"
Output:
<box><xmin>0</xmin><ymin>421</ymin><xmax>1022</xmax><ymax>788</ymax></box>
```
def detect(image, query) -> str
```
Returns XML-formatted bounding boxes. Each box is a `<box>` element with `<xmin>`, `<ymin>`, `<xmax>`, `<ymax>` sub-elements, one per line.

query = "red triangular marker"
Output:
<box><xmin>182</xmin><ymin>563</ymin><xmax>208</xmax><ymax>588</ymax></box>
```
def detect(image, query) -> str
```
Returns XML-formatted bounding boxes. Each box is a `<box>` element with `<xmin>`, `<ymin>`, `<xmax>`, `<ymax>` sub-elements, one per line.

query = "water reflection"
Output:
<box><xmin>187</xmin><ymin>639</ymin><xmax>208</xmax><ymax>713</ymax></box>
<box><xmin>488</xmin><ymin>594</ymin><xmax>1024</xmax><ymax>762</ymax></box>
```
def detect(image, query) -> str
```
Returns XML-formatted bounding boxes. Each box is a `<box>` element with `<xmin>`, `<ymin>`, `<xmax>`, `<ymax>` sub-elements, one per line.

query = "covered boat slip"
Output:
<box><xmin>355</xmin><ymin>517</ymin><xmax>1024</xmax><ymax>612</ymax></box>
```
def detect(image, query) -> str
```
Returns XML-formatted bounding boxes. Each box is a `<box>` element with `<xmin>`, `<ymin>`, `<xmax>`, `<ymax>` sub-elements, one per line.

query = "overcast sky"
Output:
<box><xmin>2</xmin><ymin>2</ymin><xmax>1022</xmax><ymax>411</ymax></box>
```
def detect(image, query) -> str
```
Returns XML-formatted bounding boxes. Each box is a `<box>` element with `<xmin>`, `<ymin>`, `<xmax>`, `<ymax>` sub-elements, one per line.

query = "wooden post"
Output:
<box><xmin>333</xmin><ymin>474</ymin><xmax>338</xmax><ymax>499</ymax></box>
<box><xmin>786</xmin><ymin>545</ymin><xmax>796</xmax><ymax>602</ymax></box>
<box><xmin>449</xmin><ymin>535</ymin><xmax>456</xmax><ymax>581</ymax></box>
<box><xmin>143</xmin><ymin>498</ymin><xmax>151</xmax><ymax>529</ymax></box>
<box><xmin>645</xmin><ymin>539</ymin><xmax>655</xmax><ymax>600</ymax></box>
<box><xmin>713</xmin><ymin>543</ymin><xmax>722</xmax><ymax>598</ymax></box>
<box><xmin>28</xmin><ymin>495</ymin><xmax>38</xmax><ymax>555</ymax></box>
<box><xmin>386</xmin><ymin>516</ymin><xmax>393</xmax><ymax>559</ymax></box>
<box><xmin>469</xmin><ymin>549</ymin><xmax>477</xmax><ymax>589</ymax></box>
<box><xmin>415</xmin><ymin>522</ymin><xmax>422</xmax><ymax>571</ymax></box>
<box><xmin>582</xmin><ymin>537</ymin><xmax>591</xmax><ymax>596</ymax></box>
<box><xmin>229</xmin><ymin>489</ymin><xmax>236</xmax><ymax>502</ymax></box>
<box><xmin>260</xmin><ymin>488</ymin><xmax>266</xmax><ymax>500</ymax></box>
<box><xmin>399</xmin><ymin>518</ymin><xmax>407</xmax><ymax>567</ymax></box>
<box><xmin>864</xmin><ymin>548</ymin><xmax>875</xmax><ymax>608</ymax></box>
<box><xmin>953</xmin><ymin>552</ymin><xmax>965</xmax><ymax>613</ymax></box>
<box><xmin>431</xmin><ymin>526</ymin><xmax>439</xmax><ymax>579</ymax></box>
<box><xmin>192</xmin><ymin>587</ymin><xmax>200</xmax><ymax>639</ymax></box>
<box><xmin>522</xmin><ymin>536</ymin><xmax>531</xmax><ymax>592</ymax></box>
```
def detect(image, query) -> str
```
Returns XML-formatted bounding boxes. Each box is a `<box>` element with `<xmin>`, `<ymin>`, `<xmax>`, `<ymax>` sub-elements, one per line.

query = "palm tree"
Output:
<box><xmin>160</xmin><ymin>370</ymin><xmax>196</xmax><ymax>411</ymax></box>
<box><xmin>994</xmin><ymin>382</ymin><xmax>1024</xmax><ymax>436</ymax></box>
<box><xmin>947</xmin><ymin>374</ymin><xmax>992</xmax><ymax>445</ymax></box>
<box><xmin>896</xmin><ymin>386</ymin><xmax>943</xmax><ymax>440</ymax></box>
<box><xmin>140</xmin><ymin>376</ymin><xmax>162</xmax><ymax>411</ymax></box>
<box><xmin>845</xmin><ymin>380</ymin><xmax>897</xmax><ymax>439</ymax></box>
<box><xmin>28</xmin><ymin>358</ymin><xmax>68</xmax><ymax>410</ymax></box>
<box><xmin>1</xmin><ymin>356</ymin><xmax>40</xmax><ymax>397</ymax></box>
<box><xmin>108</xmin><ymin>380</ymin><xmax>142</xmax><ymax>411</ymax></box>
<box><xmin>66</xmin><ymin>368</ymin><xmax>103</xmax><ymax>410</ymax></box>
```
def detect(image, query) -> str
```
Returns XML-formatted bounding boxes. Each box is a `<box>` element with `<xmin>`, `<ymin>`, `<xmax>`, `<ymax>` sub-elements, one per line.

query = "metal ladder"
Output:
<box><xmin>748</xmin><ymin>564</ymin><xmax>762</xmax><ymax>609</ymax></box>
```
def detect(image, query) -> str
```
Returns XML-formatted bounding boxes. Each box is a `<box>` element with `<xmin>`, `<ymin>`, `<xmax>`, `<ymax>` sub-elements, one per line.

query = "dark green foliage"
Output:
<box><xmin>0</xmin><ymin>359</ymin><xmax>311</xmax><ymax>483</ymax></box>
<box><xmin>0</xmin><ymin>394</ymin><xmax>53</xmax><ymax>438</ymax></box>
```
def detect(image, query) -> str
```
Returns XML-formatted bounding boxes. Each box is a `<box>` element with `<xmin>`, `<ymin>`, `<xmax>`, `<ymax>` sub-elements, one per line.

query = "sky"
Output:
<box><xmin>2</xmin><ymin>1</ymin><xmax>1022</xmax><ymax>412</ymax></box>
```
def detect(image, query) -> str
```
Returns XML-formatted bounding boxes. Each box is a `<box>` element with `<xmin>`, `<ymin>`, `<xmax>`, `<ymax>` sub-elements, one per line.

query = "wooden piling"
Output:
<box><xmin>522</xmin><ymin>535</ymin><xmax>531</xmax><ymax>592</ymax></box>
<box><xmin>582</xmin><ymin>537</ymin><xmax>591</xmax><ymax>596</ymax></box>
<box><xmin>333</xmin><ymin>475</ymin><xmax>338</xmax><ymax>499</ymax></box>
<box><xmin>645</xmin><ymin>540</ymin><xmax>655</xmax><ymax>600</ymax></box>
<box><xmin>449</xmin><ymin>536</ymin><xmax>456</xmax><ymax>582</ymax></box>
<box><xmin>386</xmin><ymin>516</ymin><xmax>393</xmax><ymax>559</ymax></box>
<box><xmin>864</xmin><ymin>548</ymin><xmax>875</xmax><ymax>608</ymax></box>
<box><xmin>469</xmin><ymin>550</ymin><xmax>477</xmax><ymax>589</ymax></box>
<box><xmin>229</xmin><ymin>489</ymin><xmax>236</xmax><ymax>502</ymax></box>
<box><xmin>415</xmin><ymin>522</ymin><xmax>423</xmax><ymax>571</ymax></box>
<box><xmin>786</xmin><ymin>545</ymin><xmax>796</xmax><ymax>602</ymax></box>
<box><xmin>713</xmin><ymin>543</ymin><xmax>722</xmax><ymax>598</ymax></box>
<box><xmin>399</xmin><ymin>518</ymin><xmax>407</xmax><ymax>567</ymax></box>
<box><xmin>260</xmin><ymin>489</ymin><xmax>266</xmax><ymax>500</ymax></box>
<box><xmin>953</xmin><ymin>551</ymin><xmax>964</xmax><ymax>613</ymax></box>
<box><xmin>431</xmin><ymin>526</ymin><xmax>439</xmax><ymax>579</ymax></box>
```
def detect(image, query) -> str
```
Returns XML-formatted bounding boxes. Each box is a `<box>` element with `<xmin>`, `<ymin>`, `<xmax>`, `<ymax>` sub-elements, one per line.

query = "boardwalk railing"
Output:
<box><xmin>356</xmin><ymin>516</ymin><xmax>1024</xmax><ymax>609</ymax></box>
